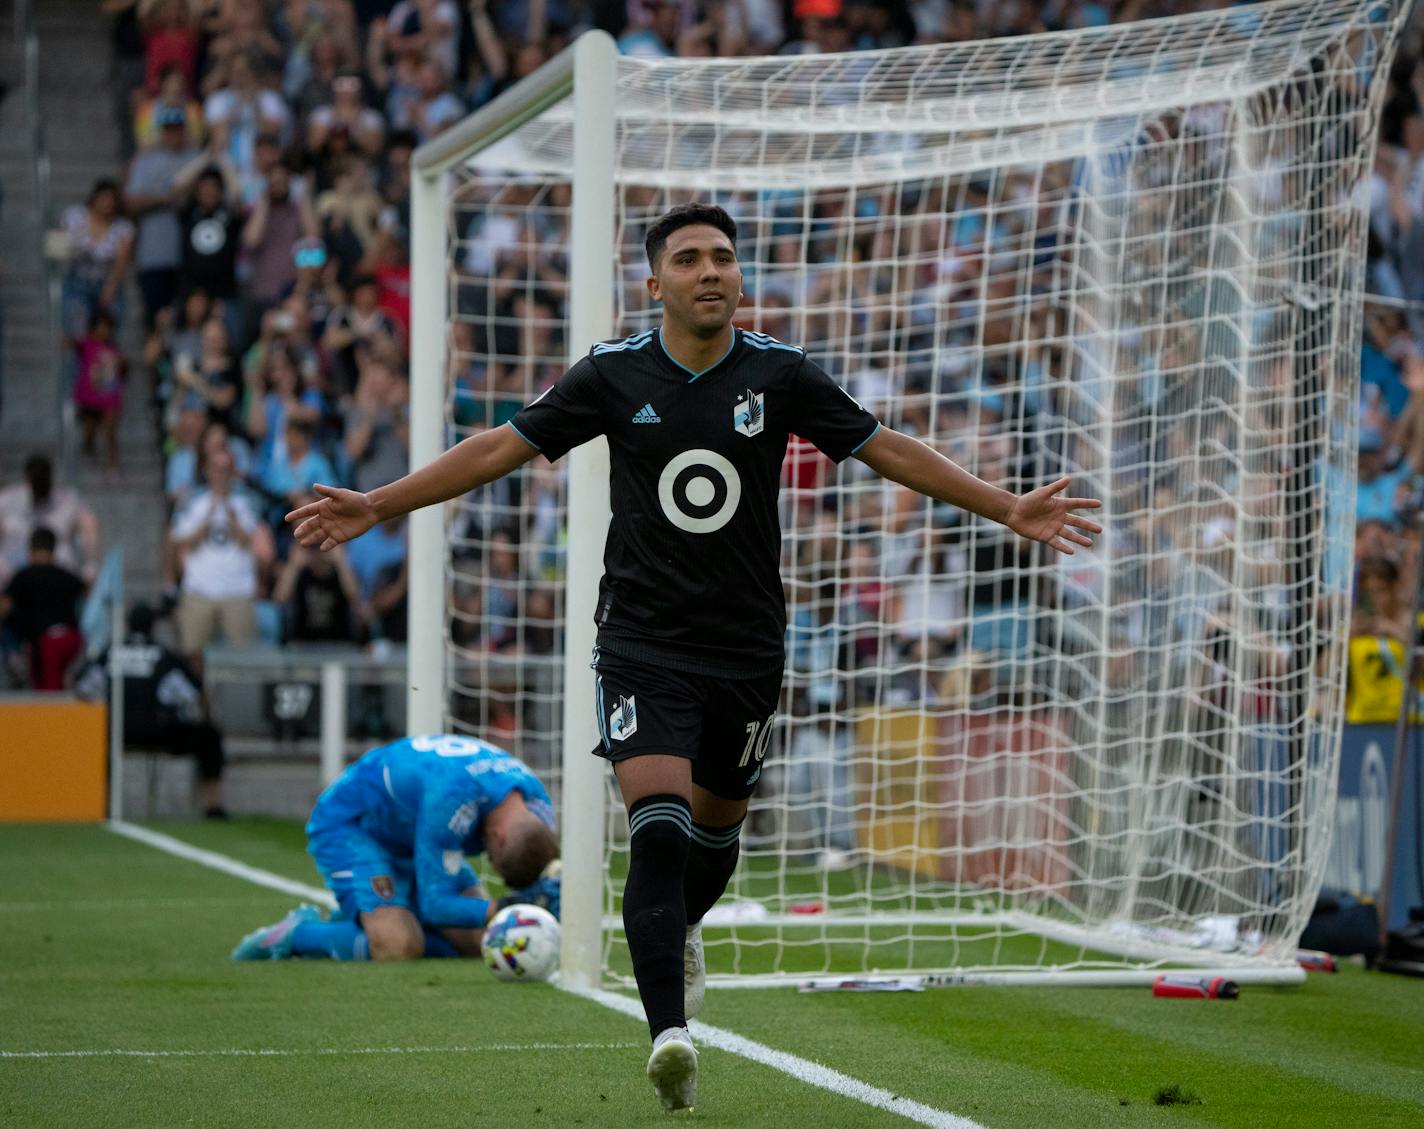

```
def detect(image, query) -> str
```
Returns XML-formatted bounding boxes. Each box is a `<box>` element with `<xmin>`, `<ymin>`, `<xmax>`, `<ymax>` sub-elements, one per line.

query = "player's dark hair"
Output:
<box><xmin>29</xmin><ymin>526</ymin><xmax>57</xmax><ymax>555</ymax></box>
<box><xmin>645</xmin><ymin>203</ymin><xmax>737</xmax><ymax>271</ymax></box>
<box><xmin>492</xmin><ymin>816</ymin><xmax>559</xmax><ymax>889</ymax></box>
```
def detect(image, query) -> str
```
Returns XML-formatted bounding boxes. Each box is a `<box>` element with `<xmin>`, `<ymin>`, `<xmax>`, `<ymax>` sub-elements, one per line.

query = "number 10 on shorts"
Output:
<box><xmin>739</xmin><ymin>714</ymin><xmax>776</xmax><ymax>768</ymax></box>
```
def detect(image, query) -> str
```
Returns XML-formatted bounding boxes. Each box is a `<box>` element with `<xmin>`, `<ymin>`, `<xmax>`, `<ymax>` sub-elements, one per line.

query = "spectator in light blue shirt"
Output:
<box><xmin>346</xmin><ymin>515</ymin><xmax>407</xmax><ymax>602</ymax></box>
<box><xmin>258</xmin><ymin>419</ymin><xmax>335</xmax><ymax>521</ymax></box>
<box><xmin>1356</xmin><ymin>427</ymin><xmax>1415</xmax><ymax>527</ymax></box>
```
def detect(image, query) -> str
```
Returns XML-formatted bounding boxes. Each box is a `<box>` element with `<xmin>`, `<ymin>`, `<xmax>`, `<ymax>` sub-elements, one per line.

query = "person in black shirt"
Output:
<box><xmin>0</xmin><ymin>528</ymin><xmax>87</xmax><ymax>690</ymax></box>
<box><xmin>285</xmin><ymin>203</ymin><xmax>1103</xmax><ymax>1110</ymax></box>
<box><xmin>175</xmin><ymin>166</ymin><xmax>241</xmax><ymax>303</ymax></box>
<box><xmin>73</xmin><ymin>603</ymin><xmax>228</xmax><ymax>818</ymax></box>
<box><xmin>273</xmin><ymin>543</ymin><xmax>362</xmax><ymax>643</ymax></box>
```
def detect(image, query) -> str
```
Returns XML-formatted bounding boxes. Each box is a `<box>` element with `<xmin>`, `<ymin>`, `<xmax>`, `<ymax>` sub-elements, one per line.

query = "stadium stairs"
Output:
<box><xmin>0</xmin><ymin>0</ymin><xmax>164</xmax><ymax>602</ymax></box>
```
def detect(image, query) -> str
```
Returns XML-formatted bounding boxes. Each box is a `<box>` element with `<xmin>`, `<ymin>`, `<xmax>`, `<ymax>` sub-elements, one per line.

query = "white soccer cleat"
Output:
<box><xmin>646</xmin><ymin>1027</ymin><xmax>698</xmax><ymax>1112</ymax></box>
<box><xmin>683</xmin><ymin>921</ymin><xmax>706</xmax><ymax>1019</ymax></box>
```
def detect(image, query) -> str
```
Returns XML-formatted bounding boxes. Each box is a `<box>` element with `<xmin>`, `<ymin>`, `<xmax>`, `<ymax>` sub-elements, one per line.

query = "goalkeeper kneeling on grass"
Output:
<box><xmin>232</xmin><ymin>733</ymin><xmax>560</xmax><ymax>962</ymax></box>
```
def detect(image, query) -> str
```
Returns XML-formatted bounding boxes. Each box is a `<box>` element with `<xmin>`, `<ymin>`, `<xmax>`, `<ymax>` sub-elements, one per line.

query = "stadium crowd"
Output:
<box><xmin>4</xmin><ymin>0</ymin><xmax>1424</xmax><ymax>763</ymax></box>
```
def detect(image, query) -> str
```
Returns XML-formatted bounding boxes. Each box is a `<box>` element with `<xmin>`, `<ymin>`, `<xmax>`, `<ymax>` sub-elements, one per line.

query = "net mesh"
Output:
<box><xmin>440</xmin><ymin>0</ymin><xmax>1405</xmax><ymax>984</ymax></box>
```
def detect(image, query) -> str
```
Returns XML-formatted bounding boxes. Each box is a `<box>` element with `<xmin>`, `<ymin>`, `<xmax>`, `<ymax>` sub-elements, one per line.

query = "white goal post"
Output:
<box><xmin>409</xmin><ymin>0</ymin><xmax>1409</xmax><ymax>992</ymax></box>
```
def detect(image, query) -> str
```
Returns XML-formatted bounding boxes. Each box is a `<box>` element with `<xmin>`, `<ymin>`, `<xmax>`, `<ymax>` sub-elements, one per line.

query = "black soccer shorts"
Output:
<box><xmin>590</xmin><ymin>648</ymin><xmax>783</xmax><ymax>801</ymax></box>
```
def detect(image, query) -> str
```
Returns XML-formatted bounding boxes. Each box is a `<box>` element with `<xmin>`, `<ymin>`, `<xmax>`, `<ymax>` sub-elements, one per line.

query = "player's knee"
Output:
<box><xmin>361</xmin><ymin>908</ymin><xmax>424</xmax><ymax>960</ymax></box>
<box><xmin>367</xmin><ymin>930</ymin><xmax>424</xmax><ymax>960</ymax></box>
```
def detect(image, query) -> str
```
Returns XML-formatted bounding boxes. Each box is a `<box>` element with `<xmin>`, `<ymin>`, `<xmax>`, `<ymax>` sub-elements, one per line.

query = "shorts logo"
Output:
<box><xmin>734</xmin><ymin>389</ymin><xmax>765</xmax><ymax>437</ymax></box>
<box><xmin>370</xmin><ymin>875</ymin><xmax>395</xmax><ymax>900</ymax></box>
<box><xmin>609</xmin><ymin>694</ymin><xmax>638</xmax><ymax>742</ymax></box>
<box><xmin>658</xmin><ymin>449</ymin><xmax>742</xmax><ymax>534</ymax></box>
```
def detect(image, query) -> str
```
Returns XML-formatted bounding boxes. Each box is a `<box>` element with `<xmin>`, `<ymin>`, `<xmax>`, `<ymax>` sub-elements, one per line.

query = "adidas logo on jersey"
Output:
<box><xmin>632</xmin><ymin>403</ymin><xmax>662</xmax><ymax>424</ymax></box>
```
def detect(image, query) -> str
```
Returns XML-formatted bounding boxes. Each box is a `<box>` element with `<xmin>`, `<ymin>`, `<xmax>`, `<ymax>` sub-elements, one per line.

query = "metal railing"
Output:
<box><xmin>14</xmin><ymin>0</ymin><xmax>68</xmax><ymax>475</ymax></box>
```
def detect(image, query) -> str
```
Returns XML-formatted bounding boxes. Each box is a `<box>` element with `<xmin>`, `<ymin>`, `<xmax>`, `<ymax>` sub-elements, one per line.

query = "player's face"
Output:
<box><xmin>649</xmin><ymin>225</ymin><xmax>743</xmax><ymax>337</ymax></box>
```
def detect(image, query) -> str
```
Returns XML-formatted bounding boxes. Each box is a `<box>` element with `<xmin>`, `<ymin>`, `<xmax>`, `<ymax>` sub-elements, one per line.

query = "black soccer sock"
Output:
<box><xmin>622</xmin><ymin>793</ymin><xmax>692</xmax><ymax>1040</ymax></box>
<box><xmin>684</xmin><ymin>817</ymin><xmax>743</xmax><ymax>926</ymax></box>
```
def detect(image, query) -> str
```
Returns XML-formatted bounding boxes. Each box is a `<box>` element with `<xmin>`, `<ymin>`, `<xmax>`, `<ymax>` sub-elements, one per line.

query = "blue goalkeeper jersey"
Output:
<box><xmin>306</xmin><ymin>734</ymin><xmax>554</xmax><ymax>927</ymax></box>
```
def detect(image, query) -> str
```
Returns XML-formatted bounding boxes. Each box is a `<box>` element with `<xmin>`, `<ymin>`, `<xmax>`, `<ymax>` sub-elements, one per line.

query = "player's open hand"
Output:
<box><xmin>1005</xmin><ymin>477</ymin><xmax>1103</xmax><ymax>555</ymax></box>
<box><xmin>285</xmin><ymin>483</ymin><xmax>378</xmax><ymax>551</ymax></box>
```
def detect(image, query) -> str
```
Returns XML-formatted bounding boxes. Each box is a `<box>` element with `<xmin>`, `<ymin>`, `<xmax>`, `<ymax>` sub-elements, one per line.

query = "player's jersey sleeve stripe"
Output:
<box><xmin>741</xmin><ymin>331</ymin><xmax>803</xmax><ymax>354</ymax></box>
<box><xmin>591</xmin><ymin>329</ymin><xmax>655</xmax><ymax>355</ymax></box>
<box><xmin>506</xmin><ymin>421</ymin><xmax>540</xmax><ymax>450</ymax></box>
<box><xmin>850</xmin><ymin>421</ymin><xmax>882</xmax><ymax>455</ymax></box>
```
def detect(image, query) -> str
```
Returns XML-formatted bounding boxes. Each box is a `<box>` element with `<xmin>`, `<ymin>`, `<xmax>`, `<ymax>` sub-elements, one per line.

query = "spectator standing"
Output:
<box><xmin>306</xmin><ymin>73</ymin><xmax>387</xmax><ymax>158</ymax></box>
<box><xmin>0</xmin><ymin>529</ymin><xmax>87</xmax><ymax>691</ymax></box>
<box><xmin>619</xmin><ymin>0</ymin><xmax>686</xmax><ymax>57</ymax></box>
<box><xmin>385</xmin><ymin>0</ymin><xmax>462</xmax><ymax>77</ymax></box>
<box><xmin>343</xmin><ymin>357</ymin><xmax>409</xmax><ymax>494</ymax></box>
<box><xmin>203</xmin><ymin>3</ymin><xmax>287</xmax><ymax>95</ymax></box>
<box><xmin>316</xmin><ymin>156</ymin><xmax>384</xmax><ymax>275</ymax></box>
<box><xmin>1357</xmin><ymin>427</ymin><xmax>1415</xmax><ymax>528</ymax></box>
<box><xmin>73</xmin><ymin>603</ymin><xmax>230</xmax><ymax>818</ymax></box>
<box><xmin>322</xmin><ymin>274</ymin><xmax>398</xmax><ymax>395</ymax></box>
<box><xmin>258</xmin><ymin>419</ymin><xmax>336</xmax><ymax>523</ymax></box>
<box><xmin>73</xmin><ymin>310</ymin><xmax>127</xmax><ymax>476</ymax></box>
<box><xmin>175</xmin><ymin>164</ymin><xmax>242</xmax><ymax>304</ymax></box>
<box><xmin>242</xmin><ymin>163</ymin><xmax>319</xmax><ymax>325</ymax></box>
<box><xmin>59</xmin><ymin>180</ymin><xmax>135</xmax><ymax>342</ymax></box>
<box><xmin>0</xmin><ymin>455</ymin><xmax>101</xmax><ymax>589</ymax></box>
<box><xmin>392</xmin><ymin>60</ymin><xmax>465</xmax><ymax>144</ymax></box>
<box><xmin>126</xmin><ymin>107</ymin><xmax>202</xmax><ymax>325</ymax></box>
<box><xmin>171</xmin><ymin>445</ymin><xmax>262</xmax><ymax>660</ymax></box>
<box><xmin>346</xmin><ymin>515</ymin><xmax>409</xmax><ymax>643</ymax></box>
<box><xmin>273</xmin><ymin>540</ymin><xmax>362</xmax><ymax>643</ymax></box>
<box><xmin>173</xmin><ymin>317</ymin><xmax>241</xmax><ymax>431</ymax></box>
<box><xmin>134</xmin><ymin>64</ymin><xmax>206</xmax><ymax>151</ymax></box>
<box><xmin>244</xmin><ymin>342</ymin><xmax>323</xmax><ymax>476</ymax></box>
<box><xmin>204</xmin><ymin>51</ymin><xmax>291</xmax><ymax>184</ymax></box>
<box><xmin>141</xmin><ymin>0</ymin><xmax>200</xmax><ymax>100</ymax></box>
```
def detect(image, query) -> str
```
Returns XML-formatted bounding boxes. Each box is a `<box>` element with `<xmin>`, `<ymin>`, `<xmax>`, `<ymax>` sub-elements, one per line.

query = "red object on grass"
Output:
<box><xmin>1151</xmin><ymin>975</ymin><xmax>1239</xmax><ymax>1000</ymax></box>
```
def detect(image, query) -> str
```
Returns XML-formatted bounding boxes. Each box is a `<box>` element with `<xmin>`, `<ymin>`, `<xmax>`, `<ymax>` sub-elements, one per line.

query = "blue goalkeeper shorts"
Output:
<box><xmin>308</xmin><ymin>827</ymin><xmax>424</xmax><ymax>921</ymax></box>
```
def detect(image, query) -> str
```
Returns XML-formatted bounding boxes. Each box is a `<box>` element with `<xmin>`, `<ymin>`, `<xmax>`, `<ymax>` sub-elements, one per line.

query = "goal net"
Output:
<box><xmin>415</xmin><ymin>0</ymin><xmax>1407</xmax><ymax>989</ymax></box>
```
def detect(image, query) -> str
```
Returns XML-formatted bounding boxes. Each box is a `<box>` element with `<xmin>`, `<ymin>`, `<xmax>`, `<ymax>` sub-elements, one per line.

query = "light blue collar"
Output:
<box><xmin>659</xmin><ymin>327</ymin><xmax>736</xmax><ymax>382</ymax></box>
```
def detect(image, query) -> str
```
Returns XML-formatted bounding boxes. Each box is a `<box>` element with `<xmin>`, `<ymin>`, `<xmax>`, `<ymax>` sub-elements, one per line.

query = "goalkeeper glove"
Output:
<box><xmin>496</xmin><ymin>874</ymin><xmax>561</xmax><ymax>920</ymax></box>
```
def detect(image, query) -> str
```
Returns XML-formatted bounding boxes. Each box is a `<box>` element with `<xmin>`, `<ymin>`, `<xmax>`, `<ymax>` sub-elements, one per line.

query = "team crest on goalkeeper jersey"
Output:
<box><xmin>734</xmin><ymin>389</ymin><xmax>765</xmax><ymax>437</ymax></box>
<box><xmin>609</xmin><ymin>694</ymin><xmax>638</xmax><ymax>741</ymax></box>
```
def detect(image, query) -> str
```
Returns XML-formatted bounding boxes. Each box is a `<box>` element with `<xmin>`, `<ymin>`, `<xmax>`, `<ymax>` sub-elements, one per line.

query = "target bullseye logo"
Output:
<box><xmin>658</xmin><ymin>449</ymin><xmax>742</xmax><ymax>533</ymax></box>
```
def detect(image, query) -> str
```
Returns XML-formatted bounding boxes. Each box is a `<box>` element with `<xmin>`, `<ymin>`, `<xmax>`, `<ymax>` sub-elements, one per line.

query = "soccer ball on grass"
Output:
<box><xmin>483</xmin><ymin>903</ymin><xmax>560</xmax><ymax>981</ymax></box>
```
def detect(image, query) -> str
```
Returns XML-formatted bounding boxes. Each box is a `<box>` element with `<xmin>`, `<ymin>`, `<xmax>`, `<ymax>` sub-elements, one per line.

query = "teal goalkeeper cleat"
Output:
<box><xmin>230</xmin><ymin>904</ymin><xmax>323</xmax><ymax>961</ymax></box>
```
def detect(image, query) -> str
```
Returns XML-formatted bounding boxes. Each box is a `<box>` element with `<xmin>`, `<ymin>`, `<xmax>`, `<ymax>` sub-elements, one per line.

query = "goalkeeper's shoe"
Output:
<box><xmin>646</xmin><ymin>1027</ymin><xmax>698</xmax><ymax>1112</ymax></box>
<box><xmin>230</xmin><ymin>904</ymin><xmax>322</xmax><ymax>961</ymax></box>
<box><xmin>683</xmin><ymin>921</ymin><xmax>705</xmax><ymax>1019</ymax></box>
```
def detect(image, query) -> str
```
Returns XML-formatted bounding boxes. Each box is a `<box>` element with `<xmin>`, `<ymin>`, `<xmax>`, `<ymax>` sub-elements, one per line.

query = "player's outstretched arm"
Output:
<box><xmin>854</xmin><ymin>426</ymin><xmax>1103</xmax><ymax>555</ymax></box>
<box><xmin>286</xmin><ymin>424</ymin><xmax>539</xmax><ymax>551</ymax></box>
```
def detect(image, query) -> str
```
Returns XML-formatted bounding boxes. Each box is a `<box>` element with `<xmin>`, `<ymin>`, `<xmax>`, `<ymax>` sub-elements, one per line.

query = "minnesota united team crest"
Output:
<box><xmin>610</xmin><ymin>694</ymin><xmax>638</xmax><ymax>741</ymax></box>
<box><xmin>734</xmin><ymin>389</ymin><xmax>765</xmax><ymax>437</ymax></box>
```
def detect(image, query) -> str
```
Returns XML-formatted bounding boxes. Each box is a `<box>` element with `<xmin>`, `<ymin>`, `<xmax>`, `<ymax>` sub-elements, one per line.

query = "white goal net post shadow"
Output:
<box><xmin>407</xmin><ymin>0</ymin><xmax>1410</xmax><ymax>991</ymax></box>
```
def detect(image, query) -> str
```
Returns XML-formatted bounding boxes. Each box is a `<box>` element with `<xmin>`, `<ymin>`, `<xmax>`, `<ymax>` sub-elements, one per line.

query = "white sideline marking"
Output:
<box><xmin>576</xmin><ymin>987</ymin><xmax>987</xmax><ymax>1129</ymax></box>
<box><xmin>6</xmin><ymin>896</ymin><xmax>291</xmax><ymax>913</ymax></box>
<box><xmin>107</xmin><ymin>821</ymin><xmax>985</xmax><ymax>1128</ymax></box>
<box><xmin>106</xmin><ymin>821</ymin><xmax>336</xmax><ymax>909</ymax></box>
<box><xmin>1</xmin><ymin>1043</ymin><xmax>638</xmax><ymax>1060</ymax></box>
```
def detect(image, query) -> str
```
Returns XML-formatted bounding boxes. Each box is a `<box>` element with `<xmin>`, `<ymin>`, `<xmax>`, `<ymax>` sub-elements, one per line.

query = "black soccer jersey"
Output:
<box><xmin>509</xmin><ymin>326</ymin><xmax>879</xmax><ymax>676</ymax></box>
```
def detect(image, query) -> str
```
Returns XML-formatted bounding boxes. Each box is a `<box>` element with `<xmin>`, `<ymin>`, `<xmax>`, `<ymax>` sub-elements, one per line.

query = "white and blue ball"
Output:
<box><xmin>483</xmin><ymin>903</ymin><xmax>560</xmax><ymax>982</ymax></box>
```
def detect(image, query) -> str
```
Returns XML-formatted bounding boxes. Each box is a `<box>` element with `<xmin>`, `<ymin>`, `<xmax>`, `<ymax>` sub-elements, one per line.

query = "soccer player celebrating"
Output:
<box><xmin>286</xmin><ymin>203</ymin><xmax>1103</xmax><ymax>1110</ymax></box>
<box><xmin>231</xmin><ymin>733</ymin><xmax>559</xmax><ymax>962</ymax></box>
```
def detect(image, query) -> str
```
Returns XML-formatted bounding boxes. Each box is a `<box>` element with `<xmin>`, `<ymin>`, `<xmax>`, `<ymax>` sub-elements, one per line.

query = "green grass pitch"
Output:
<box><xmin>2</xmin><ymin>820</ymin><xmax>1422</xmax><ymax>1128</ymax></box>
